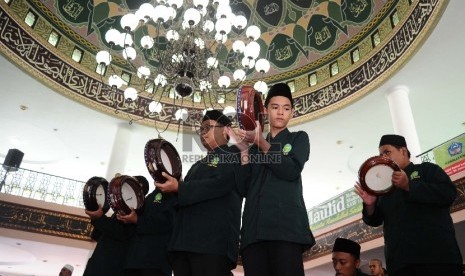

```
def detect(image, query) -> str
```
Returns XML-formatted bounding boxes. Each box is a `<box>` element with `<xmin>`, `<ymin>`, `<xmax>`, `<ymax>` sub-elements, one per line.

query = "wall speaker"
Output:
<box><xmin>2</xmin><ymin>149</ymin><xmax>24</xmax><ymax>171</ymax></box>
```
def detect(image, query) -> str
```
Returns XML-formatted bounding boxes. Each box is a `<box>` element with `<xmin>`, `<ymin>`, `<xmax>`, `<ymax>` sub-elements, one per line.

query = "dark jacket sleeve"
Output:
<box><xmin>406</xmin><ymin>163</ymin><xmax>457</xmax><ymax>206</ymax></box>
<box><xmin>262</xmin><ymin>131</ymin><xmax>309</xmax><ymax>181</ymax></box>
<box><xmin>362</xmin><ymin>202</ymin><xmax>384</xmax><ymax>227</ymax></box>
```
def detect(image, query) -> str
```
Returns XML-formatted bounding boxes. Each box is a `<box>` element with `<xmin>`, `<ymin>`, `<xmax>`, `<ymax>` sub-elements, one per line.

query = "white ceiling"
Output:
<box><xmin>0</xmin><ymin>234</ymin><xmax>91</xmax><ymax>276</ymax></box>
<box><xmin>0</xmin><ymin>0</ymin><xmax>464</xmax><ymax>275</ymax></box>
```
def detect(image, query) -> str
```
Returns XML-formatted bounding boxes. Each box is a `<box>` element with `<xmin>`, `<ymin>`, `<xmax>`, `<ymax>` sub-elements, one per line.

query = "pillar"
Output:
<box><xmin>385</xmin><ymin>85</ymin><xmax>422</xmax><ymax>163</ymax></box>
<box><xmin>105</xmin><ymin>122</ymin><xmax>132</xmax><ymax>179</ymax></box>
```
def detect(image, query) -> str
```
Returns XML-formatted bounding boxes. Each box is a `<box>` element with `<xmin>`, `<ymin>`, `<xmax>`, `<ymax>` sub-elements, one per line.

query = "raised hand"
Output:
<box><xmin>225</xmin><ymin>126</ymin><xmax>249</xmax><ymax>152</ymax></box>
<box><xmin>354</xmin><ymin>182</ymin><xmax>377</xmax><ymax>206</ymax></box>
<box><xmin>391</xmin><ymin>169</ymin><xmax>410</xmax><ymax>191</ymax></box>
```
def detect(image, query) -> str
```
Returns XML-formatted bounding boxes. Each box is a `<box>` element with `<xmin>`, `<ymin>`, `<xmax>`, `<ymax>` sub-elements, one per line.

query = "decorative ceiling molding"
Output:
<box><xmin>0</xmin><ymin>0</ymin><xmax>447</xmax><ymax>130</ymax></box>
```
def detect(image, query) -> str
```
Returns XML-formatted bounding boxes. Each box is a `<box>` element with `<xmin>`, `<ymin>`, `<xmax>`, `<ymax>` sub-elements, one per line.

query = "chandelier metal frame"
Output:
<box><xmin>95</xmin><ymin>0</ymin><xmax>270</xmax><ymax>133</ymax></box>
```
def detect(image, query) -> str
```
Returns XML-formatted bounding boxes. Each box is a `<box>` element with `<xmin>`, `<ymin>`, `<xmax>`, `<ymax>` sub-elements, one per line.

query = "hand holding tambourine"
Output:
<box><xmin>357</xmin><ymin>156</ymin><xmax>400</xmax><ymax>196</ymax></box>
<box><xmin>108</xmin><ymin>175</ymin><xmax>145</xmax><ymax>216</ymax></box>
<box><xmin>224</xmin><ymin>126</ymin><xmax>249</xmax><ymax>152</ymax></box>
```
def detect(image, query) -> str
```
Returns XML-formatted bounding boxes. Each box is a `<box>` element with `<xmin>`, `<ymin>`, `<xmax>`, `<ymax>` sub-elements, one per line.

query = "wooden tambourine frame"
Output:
<box><xmin>108</xmin><ymin>175</ymin><xmax>145</xmax><ymax>216</ymax></box>
<box><xmin>358</xmin><ymin>156</ymin><xmax>400</xmax><ymax>196</ymax></box>
<box><xmin>144</xmin><ymin>138</ymin><xmax>182</xmax><ymax>183</ymax></box>
<box><xmin>83</xmin><ymin>176</ymin><xmax>110</xmax><ymax>213</ymax></box>
<box><xmin>236</xmin><ymin>85</ymin><xmax>265</xmax><ymax>131</ymax></box>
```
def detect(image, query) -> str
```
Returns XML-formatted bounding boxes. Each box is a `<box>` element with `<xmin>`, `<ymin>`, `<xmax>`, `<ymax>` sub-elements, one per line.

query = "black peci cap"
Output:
<box><xmin>264</xmin><ymin>82</ymin><xmax>294</xmax><ymax>108</ymax></box>
<box><xmin>202</xmin><ymin>110</ymin><xmax>232</xmax><ymax>126</ymax></box>
<box><xmin>379</xmin><ymin>134</ymin><xmax>407</xmax><ymax>148</ymax></box>
<box><xmin>332</xmin><ymin>237</ymin><xmax>361</xmax><ymax>259</ymax></box>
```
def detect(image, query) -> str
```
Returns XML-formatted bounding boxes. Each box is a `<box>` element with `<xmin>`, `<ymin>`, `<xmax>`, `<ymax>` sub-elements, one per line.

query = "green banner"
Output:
<box><xmin>308</xmin><ymin>190</ymin><xmax>362</xmax><ymax>231</ymax></box>
<box><xmin>433</xmin><ymin>133</ymin><xmax>465</xmax><ymax>176</ymax></box>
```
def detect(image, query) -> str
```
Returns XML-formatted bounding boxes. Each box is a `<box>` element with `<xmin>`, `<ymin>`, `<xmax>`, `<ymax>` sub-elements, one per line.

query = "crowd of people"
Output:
<box><xmin>79</xmin><ymin>83</ymin><xmax>462</xmax><ymax>276</ymax></box>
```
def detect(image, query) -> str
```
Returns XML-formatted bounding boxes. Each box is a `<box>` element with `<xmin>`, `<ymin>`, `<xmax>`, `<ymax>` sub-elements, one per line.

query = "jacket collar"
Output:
<box><xmin>208</xmin><ymin>144</ymin><xmax>230</xmax><ymax>154</ymax></box>
<box><xmin>267</xmin><ymin>128</ymin><xmax>290</xmax><ymax>141</ymax></box>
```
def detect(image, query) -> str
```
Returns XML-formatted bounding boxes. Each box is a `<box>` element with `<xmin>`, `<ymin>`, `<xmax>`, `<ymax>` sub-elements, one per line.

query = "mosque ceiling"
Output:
<box><xmin>0</xmin><ymin>0</ymin><xmax>446</xmax><ymax>129</ymax></box>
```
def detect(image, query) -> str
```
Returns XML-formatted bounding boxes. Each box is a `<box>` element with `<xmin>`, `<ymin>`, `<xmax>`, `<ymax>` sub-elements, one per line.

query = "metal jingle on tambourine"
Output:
<box><xmin>144</xmin><ymin>138</ymin><xmax>182</xmax><ymax>183</ymax></box>
<box><xmin>83</xmin><ymin>176</ymin><xmax>110</xmax><ymax>214</ymax></box>
<box><xmin>358</xmin><ymin>156</ymin><xmax>400</xmax><ymax>196</ymax></box>
<box><xmin>108</xmin><ymin>175</ymin><xmax>145</xmax><ymax>216</ymax></box>
<box><xmin>236</xmin><ymin>85</ymin><xmax>265</xmax><ymax>132</ymax></box>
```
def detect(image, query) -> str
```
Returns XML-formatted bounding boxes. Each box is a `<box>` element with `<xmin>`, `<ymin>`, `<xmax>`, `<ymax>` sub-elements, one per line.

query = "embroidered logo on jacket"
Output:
<box><xmin>282</xmin><ymin>144</ymin><xmax>292</xmax><ymax>155</ymax></box>
<box><xmin>208</xmin><ymin>156</ymin><xmax>219</xmax><ymax>167</ymax></box>
<box><xmin>410</xmin><ymin>171</ymin><xmax>420</xmax><ymax>180</ymax></box>
<box><xmin>154</xmin><ymin>192</ymin><xmax>163</xmax><ymax>203</ymax></box>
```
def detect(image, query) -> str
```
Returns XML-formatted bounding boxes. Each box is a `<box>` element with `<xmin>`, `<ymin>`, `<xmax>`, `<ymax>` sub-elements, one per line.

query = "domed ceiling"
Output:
<box><xmin>0</xmin><ymin>0</ymin><xmax>445</xmax><ymax>130</ymax></box>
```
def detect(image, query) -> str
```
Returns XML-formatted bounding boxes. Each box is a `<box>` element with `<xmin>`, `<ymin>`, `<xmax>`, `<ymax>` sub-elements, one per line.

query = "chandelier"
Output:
<box><xmin>95</xmin><ymin>0</ymin><xmax>270</xmax><ymax>129</ymax></box>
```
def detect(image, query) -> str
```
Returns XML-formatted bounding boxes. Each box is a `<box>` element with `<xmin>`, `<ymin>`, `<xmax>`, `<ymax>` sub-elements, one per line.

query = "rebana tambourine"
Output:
<box><xmin>144</xmin><ymin>138</ymin><xmax>182</xmax><ymax>183</ymax></box>
<box><xmin>83</xmin><ymin>176</ymin><xmax>110</xmax><ymax>213</ymax></box>
<box><xmin>358</xmin><ymin>156</ymin><xmax>401</xmax><ymax>196</ymax></box>
<box><xmin>108</xmin><ymin>175</ymin><xmax>145</xmax><ymax>216</ymax></box>
<box><xmin>236</xmin><ymin>85</ymin><xmax>265</xmax><ymax>131</ymax></box>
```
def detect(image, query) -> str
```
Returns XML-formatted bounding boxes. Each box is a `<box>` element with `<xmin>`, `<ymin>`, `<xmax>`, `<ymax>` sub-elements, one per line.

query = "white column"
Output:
<box><xmin>105</xmin><ymin>122</ymin><xmax>132</xmax><ymax>179</ymax></box>
<box><xmin>385</xmin><ymin>85</ymin><xmax>422</xmax><ymax>163</ymax></box>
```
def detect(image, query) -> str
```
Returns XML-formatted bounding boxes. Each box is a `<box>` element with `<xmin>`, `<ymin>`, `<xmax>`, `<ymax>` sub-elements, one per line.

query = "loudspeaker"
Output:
<box><xmin>2</xmin><ymin>149</ymin><xmax>24</xmax><ymax>171</ymax></box>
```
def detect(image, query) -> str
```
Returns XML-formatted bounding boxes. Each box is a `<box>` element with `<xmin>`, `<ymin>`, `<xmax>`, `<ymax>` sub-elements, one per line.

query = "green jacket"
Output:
<box><xmin>240</xmin><ymin>129</ymin><xmax>315</xmax><ymax>251</ymax></box>
<box><xmin>169</xmin><ymin>145</ymin><xmax>243</xmax><ymax>267</ymax></box>
<box><xmin>362</xmin><ymin>162</ymin><xmax>462</xmax><ymax>273</ymax></box>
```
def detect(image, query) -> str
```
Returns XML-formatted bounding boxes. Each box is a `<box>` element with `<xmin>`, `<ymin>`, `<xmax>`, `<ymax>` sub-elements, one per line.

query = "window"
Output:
<box><xmin>390</xmin><ymin>9</ymin><xmax>400</xmax><ymax>28</ymax></box>
<box><xmin>371</xmin><ymin>30</ymin><xmax>381</xmax><ymax>47</ymax></box>
<box><xmin>48</xmin><ymin>30</ymin><xmax>60</xmax><ymax>47</ymax></box>
<box><xmin>95</xmin><ymin>63</ymin><xmax>107</xmax><ymax>75</ymax></box>
<box><xmin>351</xmin><ymin>48</ymin><xmax>360</xmax><ymax>63</ymax></box>
<box><xmin>121</xmin><ymin>71</ymin><xmax>131</xmax><ymax>85</ymax></box>
<box><xmin>330</xmin><ymin>62</ymin><xmax>339</xmax><ymax>77</ymax></box>
<box><xmin>24</xmin><ymin>11</ymin><xmax>38</xmax><ymax>27</ymax></box>
<box><xmin>217</xmin><ymin>94</ymin><xmax>225</xmax><ymax>104</ymax></box>
<box><xmin>169</xmin><ymin>87</ymin><xmax>175</xmax><ymax>99</ymax></box>
<box><xmin>193</xmin><ymin>91</ymin><xmax>202</xmax><ymax>103</ymax></box>
<box><xmin>287</xmin><ymin>81</ymin><xmax>295</xmax><ymax>93</ymax></box>
<box><xmin>145</xmin><ymin>80</ymin><xmax>154</xmax><ymax>93</ymax></box>
<box><xmin>308</xmin><ymin>73</ymin><xmax>317</xmax><ymax>87</ymax></box>
<box><xmin>71</xmin><ymin>47</ymin><xmax>83</xmax><ymax>63</ymax></box>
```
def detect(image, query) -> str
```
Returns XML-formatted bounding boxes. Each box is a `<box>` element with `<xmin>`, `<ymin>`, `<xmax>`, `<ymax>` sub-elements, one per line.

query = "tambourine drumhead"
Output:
<box><xmin>120</xmin><ymin>183</ymin><xmax>139</xmax><ymax>209</ymax></box>
<box><xmin>159</xmin><ymin>149</ymin><xmax>173</xmax><ymax>174</ymax></box>
<box><xmin>236</xmin><ymin>86</ymin><xmax>265</xmax><ymax>131</ymax></box>
<box><xmin>108</xmin><ymin>175</ymin><xmax>145</xmax><ymax>216</ymax></box>
<box><xmin>95</xmin><ymin>185</ymin><xmax>106</xmax><ymax>208</ymax></box>
<box><xmin>83</xmin><ymin>176</ymin><xmax>110</xmax><ymax>214</ymax></box>
<box><xmin>358</xmin><ymin>156</ymin><xmax>400</xmax><ymax>196</ymax></box>
<box><xmin>144</xmin><ymin>139</ymin><xmax>182</xmax><ymax>183</ymax></box>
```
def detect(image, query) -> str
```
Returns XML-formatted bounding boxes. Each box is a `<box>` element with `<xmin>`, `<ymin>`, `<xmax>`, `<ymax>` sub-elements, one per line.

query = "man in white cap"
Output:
<box><xmin>59</xmin><ymin>264</ymin><xmax>73</xmax><ymax>276</ymax></box>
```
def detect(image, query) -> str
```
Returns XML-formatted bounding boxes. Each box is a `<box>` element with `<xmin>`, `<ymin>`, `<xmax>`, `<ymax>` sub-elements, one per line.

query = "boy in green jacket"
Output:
<box><xmin>233</xmin><ymin>83</ymin><xmax>315</xmax><ymax>276</ymax></box>
<box><xmin>157</xmin><ymin>110</ymin><xmax>243</xmax><ymax>276</ymax></box>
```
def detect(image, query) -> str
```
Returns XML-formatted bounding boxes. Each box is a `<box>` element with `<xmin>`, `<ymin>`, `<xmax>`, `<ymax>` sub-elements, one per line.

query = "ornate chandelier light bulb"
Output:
<box><xmin>95</xmin><ymin>0</ymin><xmax>271</xmax><ymax>128</ymax></box>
